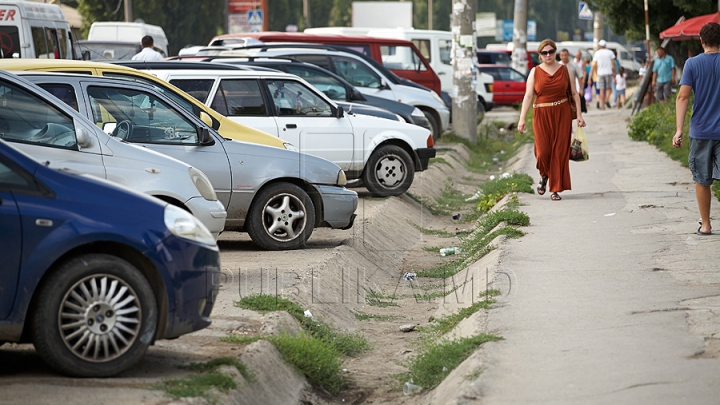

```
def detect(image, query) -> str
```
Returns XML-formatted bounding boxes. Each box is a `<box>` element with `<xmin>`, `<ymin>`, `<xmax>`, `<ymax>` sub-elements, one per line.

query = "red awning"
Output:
<box><xmin>660</xmin><ymin>12</ymin><xmax>719</xmax><ymax>41</ymax></box>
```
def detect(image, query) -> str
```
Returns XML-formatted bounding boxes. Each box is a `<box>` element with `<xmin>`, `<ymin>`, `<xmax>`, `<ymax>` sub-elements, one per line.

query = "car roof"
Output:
<box><xmin>140</xmin><ymin>68</ymin><xmax>295</xmax><ymax>80</ymax></box>
<box><xmin>114</xmin><ymin>60</ymin><xmax>252</xmax><ymax>70</ymax></box>
<box><xmin>211</xmin><ymin>32</ymin><xmax>418</xmax><ymax>46</ymax></box>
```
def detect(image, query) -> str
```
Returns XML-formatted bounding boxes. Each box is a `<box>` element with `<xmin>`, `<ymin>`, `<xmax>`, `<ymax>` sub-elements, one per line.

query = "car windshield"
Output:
<box><xmin>77</xmin><ymin>43</ymin><xmax>138</xmax><ymax>60</ymax></box>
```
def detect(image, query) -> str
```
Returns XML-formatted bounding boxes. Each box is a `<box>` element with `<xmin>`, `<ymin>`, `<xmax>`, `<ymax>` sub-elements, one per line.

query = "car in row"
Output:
<box><xmin>18</xmin><ymin>72</ymin><xmax>358</xmax><ymax>251</ymax></box>
<box><xmin>0</xmin><ymin>137</ymin><xmax>220</xmax><ymax>377</ymax></box>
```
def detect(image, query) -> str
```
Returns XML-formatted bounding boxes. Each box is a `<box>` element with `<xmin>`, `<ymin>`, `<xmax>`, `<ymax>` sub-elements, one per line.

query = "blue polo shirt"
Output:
<box><xmin>652</xmin><ymin>55</ymin><xmax>675</xmax><ymax>83</ymax></box>
<box><xmin>680</xmin><ymin>53</ymin><xmax>720</xmax><ymax>140</ymax></box>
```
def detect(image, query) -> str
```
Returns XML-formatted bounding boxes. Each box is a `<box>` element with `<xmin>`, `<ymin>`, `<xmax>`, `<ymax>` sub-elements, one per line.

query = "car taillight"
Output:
<box><xmin>427</xmin><ymin>135</ymin><xmax>434</xmax><ymax>148</ymax></box>
<box><xmin>485</xmin><ymin>83</ymin><xmax>493</xmax><ymax>93</ymax></box>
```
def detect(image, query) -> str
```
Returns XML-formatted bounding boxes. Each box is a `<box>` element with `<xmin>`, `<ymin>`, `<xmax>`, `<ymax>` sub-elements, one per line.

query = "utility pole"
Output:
<box><xmin>124</xmin><ymin>0</ymin><xmax>132</xmax><ymax>22</ymax></box>
<box><xmin>593</xmin><ymin>11</ymin><xmax>603</xmax><ymax>51</ymax></box>
<box><xmin>451</xmin><ymin>0</ymin><xmax>477</xmax><ymax>143</ymax></box>
<box><xmin>428</xmin><ymin>0</ymin><xmax>433</xmax><ymax>30</ymax></box>
<box><xmin>303</xmin><ymin>0</ymin><xmax>311</xmax><ymax>28</ymax></box>
<box><xmin>511</xmin><ymin>0</ymin><xmax>528</xmax><ymax>75</ymax></box>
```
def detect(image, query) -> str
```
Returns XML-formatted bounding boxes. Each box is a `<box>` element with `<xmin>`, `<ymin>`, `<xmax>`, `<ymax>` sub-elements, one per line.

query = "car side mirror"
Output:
<box><xmin>334</xmin><ymin>106</ymin><xmax>344</xmax><ymax>118</ymax></box>
<box><xmin>198</xmin><ymin>126</ymin><xmax>215</xmax><ymax>145</ymax></box>
<box><xmin>350</xmin><ymin>88</ymin><xmax>364</xmax><ymax>101</ymax></box>
<box><xmin>76</xmin><ymin>127</ymin><xmax>92</xmax><ymax>148</ymax></box>
<box><xmin>199</xmin><ymin>111</ymin><xmax>213</xmax><ymax>127</ymax></box>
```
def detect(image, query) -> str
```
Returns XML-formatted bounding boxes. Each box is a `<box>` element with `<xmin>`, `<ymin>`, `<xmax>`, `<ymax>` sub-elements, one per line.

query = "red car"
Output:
<box><xmin>478</xmin><ymin>64</ymin><xmax>527</xmax><ymax>106</ymax></box>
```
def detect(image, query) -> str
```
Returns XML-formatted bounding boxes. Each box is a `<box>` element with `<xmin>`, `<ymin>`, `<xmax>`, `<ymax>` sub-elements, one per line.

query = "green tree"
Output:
<box><xmin>77</xmin><ymin>0</ymin><xmax>225</xmax><ymax>55</ymax></box>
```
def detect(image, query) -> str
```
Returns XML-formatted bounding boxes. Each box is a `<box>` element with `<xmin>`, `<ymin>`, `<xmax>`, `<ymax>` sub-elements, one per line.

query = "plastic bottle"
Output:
<box><xmin>439</xmin><ymin>247</ymin><xmax>462</xmax><ymax>256</ymax></box>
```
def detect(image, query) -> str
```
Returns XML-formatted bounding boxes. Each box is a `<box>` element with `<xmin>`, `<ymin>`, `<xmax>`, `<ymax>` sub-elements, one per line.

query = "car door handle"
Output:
<box><xmin>285</xmin><ymin>124</ymin><xmax>297</xmax><ymax>129</ymax></box>
<box><xmin>438</xmin><ymin>72</ymin><xmax>446</xmax><ymax>75</ymax></box>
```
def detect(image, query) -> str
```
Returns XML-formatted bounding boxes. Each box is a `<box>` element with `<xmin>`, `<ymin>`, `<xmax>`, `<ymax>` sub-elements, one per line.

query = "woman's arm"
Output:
<box><xmin>517</xmin><ymin>68</ymin><xmax>536</xmax><ymax>134</ymax></box>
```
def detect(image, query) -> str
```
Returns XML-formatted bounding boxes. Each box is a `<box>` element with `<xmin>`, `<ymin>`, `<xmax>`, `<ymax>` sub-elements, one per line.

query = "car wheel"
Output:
<box><xmin>31</xmin><ymin>254</ymin><xmax>157</xmax><ymax>377</ymax></box>
<box><xmin>363</xmin><ymin>145</ymin><xmax>415</xmax><ymax>197</ymax></box>
<box><xmin>476</xmin><ymin>99</ymin><xmax>486</xmax><ymax>123</ymax></box>
<box><xmin>422</xmin><ymin>110</ymin><xmax>441</xmax><ymax>141</ymax></box>
<box><xmin>247</xmin><ymin>182</ymin><xmax>316</xmax><ymax>250</ymax></box>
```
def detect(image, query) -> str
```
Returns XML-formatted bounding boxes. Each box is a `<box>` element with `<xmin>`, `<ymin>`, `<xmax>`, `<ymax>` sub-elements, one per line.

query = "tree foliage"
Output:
<box><xmin>77</xmin><ymin>0</ymin><xmax>225</xmax><ymax>55</ymax></box>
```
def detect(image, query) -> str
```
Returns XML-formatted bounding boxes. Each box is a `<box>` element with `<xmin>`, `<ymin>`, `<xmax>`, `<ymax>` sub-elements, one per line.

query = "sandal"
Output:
<box><xmin>537</xmin><ymin>177</ymin><xmax>548</xmax><ymax>195</ymax></box>
<box><xmin>551</xmin><ymin>192</ymin><xmax>562</xmax><ymax>201</ymax></box>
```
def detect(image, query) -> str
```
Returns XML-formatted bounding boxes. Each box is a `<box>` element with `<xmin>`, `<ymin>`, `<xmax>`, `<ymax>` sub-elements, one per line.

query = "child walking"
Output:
<box><xmin>615</xmin><ymin>67</ymin><xmax>627</xmax><ymax>109</ymax></box>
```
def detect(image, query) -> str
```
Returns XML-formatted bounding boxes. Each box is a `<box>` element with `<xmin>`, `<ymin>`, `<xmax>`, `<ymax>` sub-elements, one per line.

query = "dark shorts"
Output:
<box><xmin>655</xmin><ymin>81</ymin><xmax>672</xmax><ymax>101</ymax></box>
<box><xmin>689</xmin><ymin>138</ymin><xmax>720</xmax><ymax>186</ymax></box>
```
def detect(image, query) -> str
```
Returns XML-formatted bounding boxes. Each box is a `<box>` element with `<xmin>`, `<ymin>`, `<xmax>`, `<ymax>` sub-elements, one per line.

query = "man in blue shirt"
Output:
<box><xmin>652</xmin><ymin>46</ymin><xmax>676</xmax><ymax>102</ymax></box>
<box><xmin>673</xmin><ymin>22</ymin><xmax>720</xmax><ymax>235</ymax></box>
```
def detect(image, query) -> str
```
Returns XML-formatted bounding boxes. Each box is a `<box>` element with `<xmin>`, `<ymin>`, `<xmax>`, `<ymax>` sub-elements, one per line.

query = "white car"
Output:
<box><xmin>217</xmin><ymin>46</ymin><xmax>452</xmax><ymax>137</ymax></box>
<box><xmin>0</xmin><ymin>70</ymin><xmax>227</xmax><ymax>238</ymax></box>
<box><xmin>146</xmin><ymin>69</ymin><xmax>437</xmax><ymax>197</ymax></box>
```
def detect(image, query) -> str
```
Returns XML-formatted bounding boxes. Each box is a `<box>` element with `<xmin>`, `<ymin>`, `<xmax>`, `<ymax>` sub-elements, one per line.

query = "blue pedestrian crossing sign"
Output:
<box><xmin>578</xmin><ymin>2</ymin><xmax>593</xmax><ymax>20</ymax></box>
<box><xmin>248</xmin><ymin>10</ymin><xmax>263</xmax><ymax>26</ymax></box>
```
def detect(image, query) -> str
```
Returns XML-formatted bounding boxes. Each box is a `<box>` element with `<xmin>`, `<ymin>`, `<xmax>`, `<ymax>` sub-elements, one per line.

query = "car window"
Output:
<box><xmin>101</xmin><ymin>72</ymin><xmax>195</xmax><ymax>112</ymax></box>
<box><xmin>380</xmin><ymin>45</ymin><xmax>426</xmax><ymax>71</ymax></box>
<box><xmin>495</xmin><ymin>53</ymin><xmax>512</xmax><ymax>65</ymax></box>
<box><xmin>293</xmin><ymin>54</ymin><xmax>332</xmax><ymax>70</ymax></box>
<box><xmin>482</xmin><ymin>68</ymin><xmax>500</xmax><ymax>81</ymax></box>
<box><xmin>331</xmin><ymin>56</ymin><xmax>382</xmax><ymax>88</ymax></box>
<box><xmin>38</xmin><ymin>84</ymin><xmax>79</xmax><ymax>111</ymax></box>
<box><xmin>0</xmin><ymin>156</ymin><xmax>34</xmax><ymax>192</ymax></box>
<box><xmin>0</xmin><ymin>80</ymin><xmax>77</xmax><ymax>149</ymax></box>
<box><xmin>87</xmin><ymin>86</ymin><xmax>198</xmax><ymax>144</ymax></box>
<box><xmin>507</xmin><ymin>69</ymin><xmax>526</xmax><ymax>82</ymax></box>
<box><xmin>266</xmin><ymin>79</ymin><xmax>333</xmax><ymax>117</ymax></box>
<box><xmin>0</xmin><ymin>26</ymin><xmax>21</xmax><ymax>58</ymax></box>
<box><xmin>169</xmin><ymin>79</ymin><xmax>215</xmax><ymax>103</ymax></box>
<box><xmin>438</xmin><ymin>39</ymin><xmax>452</xmax><ymax>65</ymax></box>
<box><xmin>413</xmin><ymin>39</ymin><xmax>431</xmax><ymax>61</ymax></box>
<box><xmin>284</xmin><ymin>65</ymin><xmax>347</xmax><ymax>100</ymax></box>
<box><xmin>211</xmin><ymin>79</ymin><xmax>267</xmax><ymax>117</ymax></box>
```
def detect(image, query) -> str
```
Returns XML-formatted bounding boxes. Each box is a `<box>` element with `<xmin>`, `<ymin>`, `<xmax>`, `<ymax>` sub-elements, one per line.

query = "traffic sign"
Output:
<box><xmin>579</xmin><ymin>2</ymin><xmax>594</xmax><ymax>20</ymax></box>
<box><xmin>248</xmin><ymin>10</ymin><xmax>263</xmax><ymax>26</ymax></box>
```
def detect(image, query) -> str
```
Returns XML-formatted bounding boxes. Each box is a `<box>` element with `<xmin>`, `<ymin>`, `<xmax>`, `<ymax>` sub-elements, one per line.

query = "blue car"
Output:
<box><xmin>0</xmin><ymin>139</ymin><xmax>220</xmax><ymax>377</ymax></box>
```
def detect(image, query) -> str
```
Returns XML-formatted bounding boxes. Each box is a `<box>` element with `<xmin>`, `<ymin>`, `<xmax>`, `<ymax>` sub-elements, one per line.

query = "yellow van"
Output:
<box><xmin>0</xmin><ymin>59</ymin><xmax>288</xmax><ymax>149</ymax></box>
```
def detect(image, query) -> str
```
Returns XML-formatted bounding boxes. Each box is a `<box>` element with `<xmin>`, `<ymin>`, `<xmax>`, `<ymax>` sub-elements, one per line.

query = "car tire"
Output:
<box><xmin>476</xmin><ymin>99</ymin><xmax>486</xmax><ymax>123</ymax></box>
<box><xmin>363</xmin><ymin>144</ymin><xmax>415</xmax><ymax>197</ymax></box>
<box><xmin>422</xmin><ymin>110</ymin><xmax>441</xmax><ymax>141</ymax></box>
<box><xmin>247</xmin><ymin>182</ymin><xmax>316</xmax><ymax>250</ymax></box>
<box><xmin>31</xmin><ymin>254</ymin><xmax>157</xmax><ymax>377</ymax></box>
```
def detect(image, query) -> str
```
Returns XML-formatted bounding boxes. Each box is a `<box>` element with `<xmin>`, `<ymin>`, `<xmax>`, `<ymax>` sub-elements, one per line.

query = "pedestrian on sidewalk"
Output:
<box><xmin>132</xmin><ymin>36</ymin><xmax>164</xmax><ymax>61</ymax></box>
<box><xmin>560</xmin><ymin>48</ymin><xmax>587</xmax><ymax>113</ymax></box>
<box><xmin>588</xmin><ymin>40</ymin><xmax>615</xmax><ymax>110</ymax></box>
<box><xmin>672</xmin><ymin>22</ymin><xmax>720</xmax><ymax>235</ymax></box>
<box><xmin>615</xmin><ymin>67</ymin><xmax>627</xmax><ymax>109</ymax></box>
<box><xmin>652</xmin><ymin>46</ymin><xmax>676</xmax><ymax>103</ymax></box>
<box><xmin>518</xmin><ymin>39</ymin><xmax>586</xmax><ymax>201</ymax></box>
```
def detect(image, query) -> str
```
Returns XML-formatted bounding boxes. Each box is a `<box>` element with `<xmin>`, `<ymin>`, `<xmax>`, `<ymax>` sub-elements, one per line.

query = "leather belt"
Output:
<box><xmin>533</xmin><ymin>98</ymin><xmax>568</xmax><ymax>108</ymax></box>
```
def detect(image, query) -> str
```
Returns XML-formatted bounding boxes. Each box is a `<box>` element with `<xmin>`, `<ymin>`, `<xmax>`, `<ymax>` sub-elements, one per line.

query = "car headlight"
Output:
<box><xmin>284</xmin><ymin>142</ymin><xmax>298</xmax><ymax>151</ymax></box>
<box><xmin>411</xmin><ymin>107</ymin><xmax>425</xmax><ymax>117</ymax></box>
<box><xmin>164</xmin><ymin>204</ymin><xmax>216</xmax><ymax>246</ymax></box>
<box><xmin>189</xmin><ymin>167</ymin><xmax>217</xmax><ymax>201</ymax></box>
<box><xmin>431</xmin><ymin>91</ymin><xmax>445</xmax><ymax>105</ymax></box>
<box><xmin>337</xmin><ymin>169</ymin><xmax>347</xmax><ymax>186</ymax></box>
<box><xmin>395</xmin><ymin>114</ymin><xmax>406</xmax><ymax>122</ymax></box>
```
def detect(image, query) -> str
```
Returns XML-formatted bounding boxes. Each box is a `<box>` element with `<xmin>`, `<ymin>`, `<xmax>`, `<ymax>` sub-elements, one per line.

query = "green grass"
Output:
<box><xmin>394</xmin><ymin>334</ymin><xmax>503</xmax><ymax>391</ymax></box>
<box><xmin>352</xmin><ymin>311</ymin><xmax>403</xmax><ymax>321</ymax></box>
<box><xmin>409</xmin><ymin>221</ymin><xmax>456</xmax><ymax>237</ymax></box>
<box><xmin>159</xmin><ymin>373</ymin><xmax>237</xmax><ymax>403</ymax></box>
<box><xmin>235</xmin><ymin>294</ymin><xmax>370</xmax><ymax>357</ymax></box>
<box><xmin>184</xmin><ymin>357</ymin><xmax>255</xmax><ymax>382</ymax></box>
<box><xmin>364</xmin><ymin>288</ymin><xmax>400</xmax><ymax>308</ymax></box>
<box><xmin>425</xmin><ymin>291</ymin><xmax>501</xmax><ymax>336</ymax></box>
<box><xmin>271</xmin><ymin>333</ymin><xmax>346</xmax><ymax>395</ymax></box>
<box><xmin>417</xmin><ymin>210</ymin><xmax>529</xmax><ymax>278</ymax></box>
<box><xmin>429</xmin><ymin>157</ymin><xmax>452</xmax><ymax>166</ymax></box>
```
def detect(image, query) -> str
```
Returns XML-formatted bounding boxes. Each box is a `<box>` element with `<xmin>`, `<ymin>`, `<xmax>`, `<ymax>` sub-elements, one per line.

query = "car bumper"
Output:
<box><xmin>415</xmin><ymin>148</ymin><xmax>437</xmax><ymax>171</ymax></box>
<box><xmin>438</xmin><ymin>107</ymin><xmax>450</xmax><ymax>131</ymax></box>
<box><xmin>155</xmin><ymin>235</ymin><xmax>221</xmax><ymax>340</ymax></box>
<box><xmin>184</xmin><ymin>197</ymin><xmax>227</xmax><ymax>239</ymax></box>
<box><xmin>314</xmin><ymin>185</ymin><xmax>358</xmax><ymax>229</ymax></box>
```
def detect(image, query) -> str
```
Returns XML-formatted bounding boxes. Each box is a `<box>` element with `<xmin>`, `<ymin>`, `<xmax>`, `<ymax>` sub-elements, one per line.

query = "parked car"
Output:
<box><xmin>217</xmin><ymin>44</ymin><xmax>450</xmax><ymax>139</ymax></box>
<box><xmin>141</xmin><ymin>69</ymin><xmax>436</xmax><ymax>197</ymax></box>
<box><xmin>0</xmin><ymin>69</ymin><xmax>226</xmax><ymax>237</ymax></box>
<box><xmin>0</xmin><ymin>138</ymin><xmax>219</xmax><ymax>377</ymax></box>
<box><xmin>119</xmin><ymin>59</ymin><xmax>433</xmax><ymax>134</ymax></box>
<box><xmin>478</xmin><ymin>64</ymin><xmax>527</xmax><ymax>106</ymax></box>
<box><xmin>0</xmin><ymin>59</ymin><xmax>289</xmax><ymax>150</ymax></box>
<box><xmin>22</xmin><ymin>72</ymin><xmax>358</xmax><ymax>250</ymax></box>
<box><xmin>116</xmin><ymin>59</ymin><xmax>425</xmax><ymax>129</ymax></box>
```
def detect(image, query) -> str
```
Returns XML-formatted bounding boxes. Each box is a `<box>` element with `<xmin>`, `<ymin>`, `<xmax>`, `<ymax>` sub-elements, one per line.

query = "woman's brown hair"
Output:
<box><xmin>537</xmin><ymin>39</ymin><xmax>557</xmax><ymax>54</ymax></box>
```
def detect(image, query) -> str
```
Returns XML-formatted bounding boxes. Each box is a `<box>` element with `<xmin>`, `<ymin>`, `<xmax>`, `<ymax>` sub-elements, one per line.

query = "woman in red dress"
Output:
<box><xmin>517</xmin><ymin>39</ymin><xmax>586</xmax><ymax>200</ymax></box>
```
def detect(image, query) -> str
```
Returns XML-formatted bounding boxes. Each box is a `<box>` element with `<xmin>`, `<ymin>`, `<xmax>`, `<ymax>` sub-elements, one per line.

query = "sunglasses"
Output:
<box><xmin>540</xmin><ymin>49</ymin><xmax>556</xmax><ymax>56</ymax></box>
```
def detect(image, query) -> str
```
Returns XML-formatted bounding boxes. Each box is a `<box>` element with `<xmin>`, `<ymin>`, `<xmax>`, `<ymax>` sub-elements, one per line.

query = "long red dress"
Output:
<box><xmin>533</xmin><ymin>65</ymin><xmax>572</xmax><ymax>193</ymax></box>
